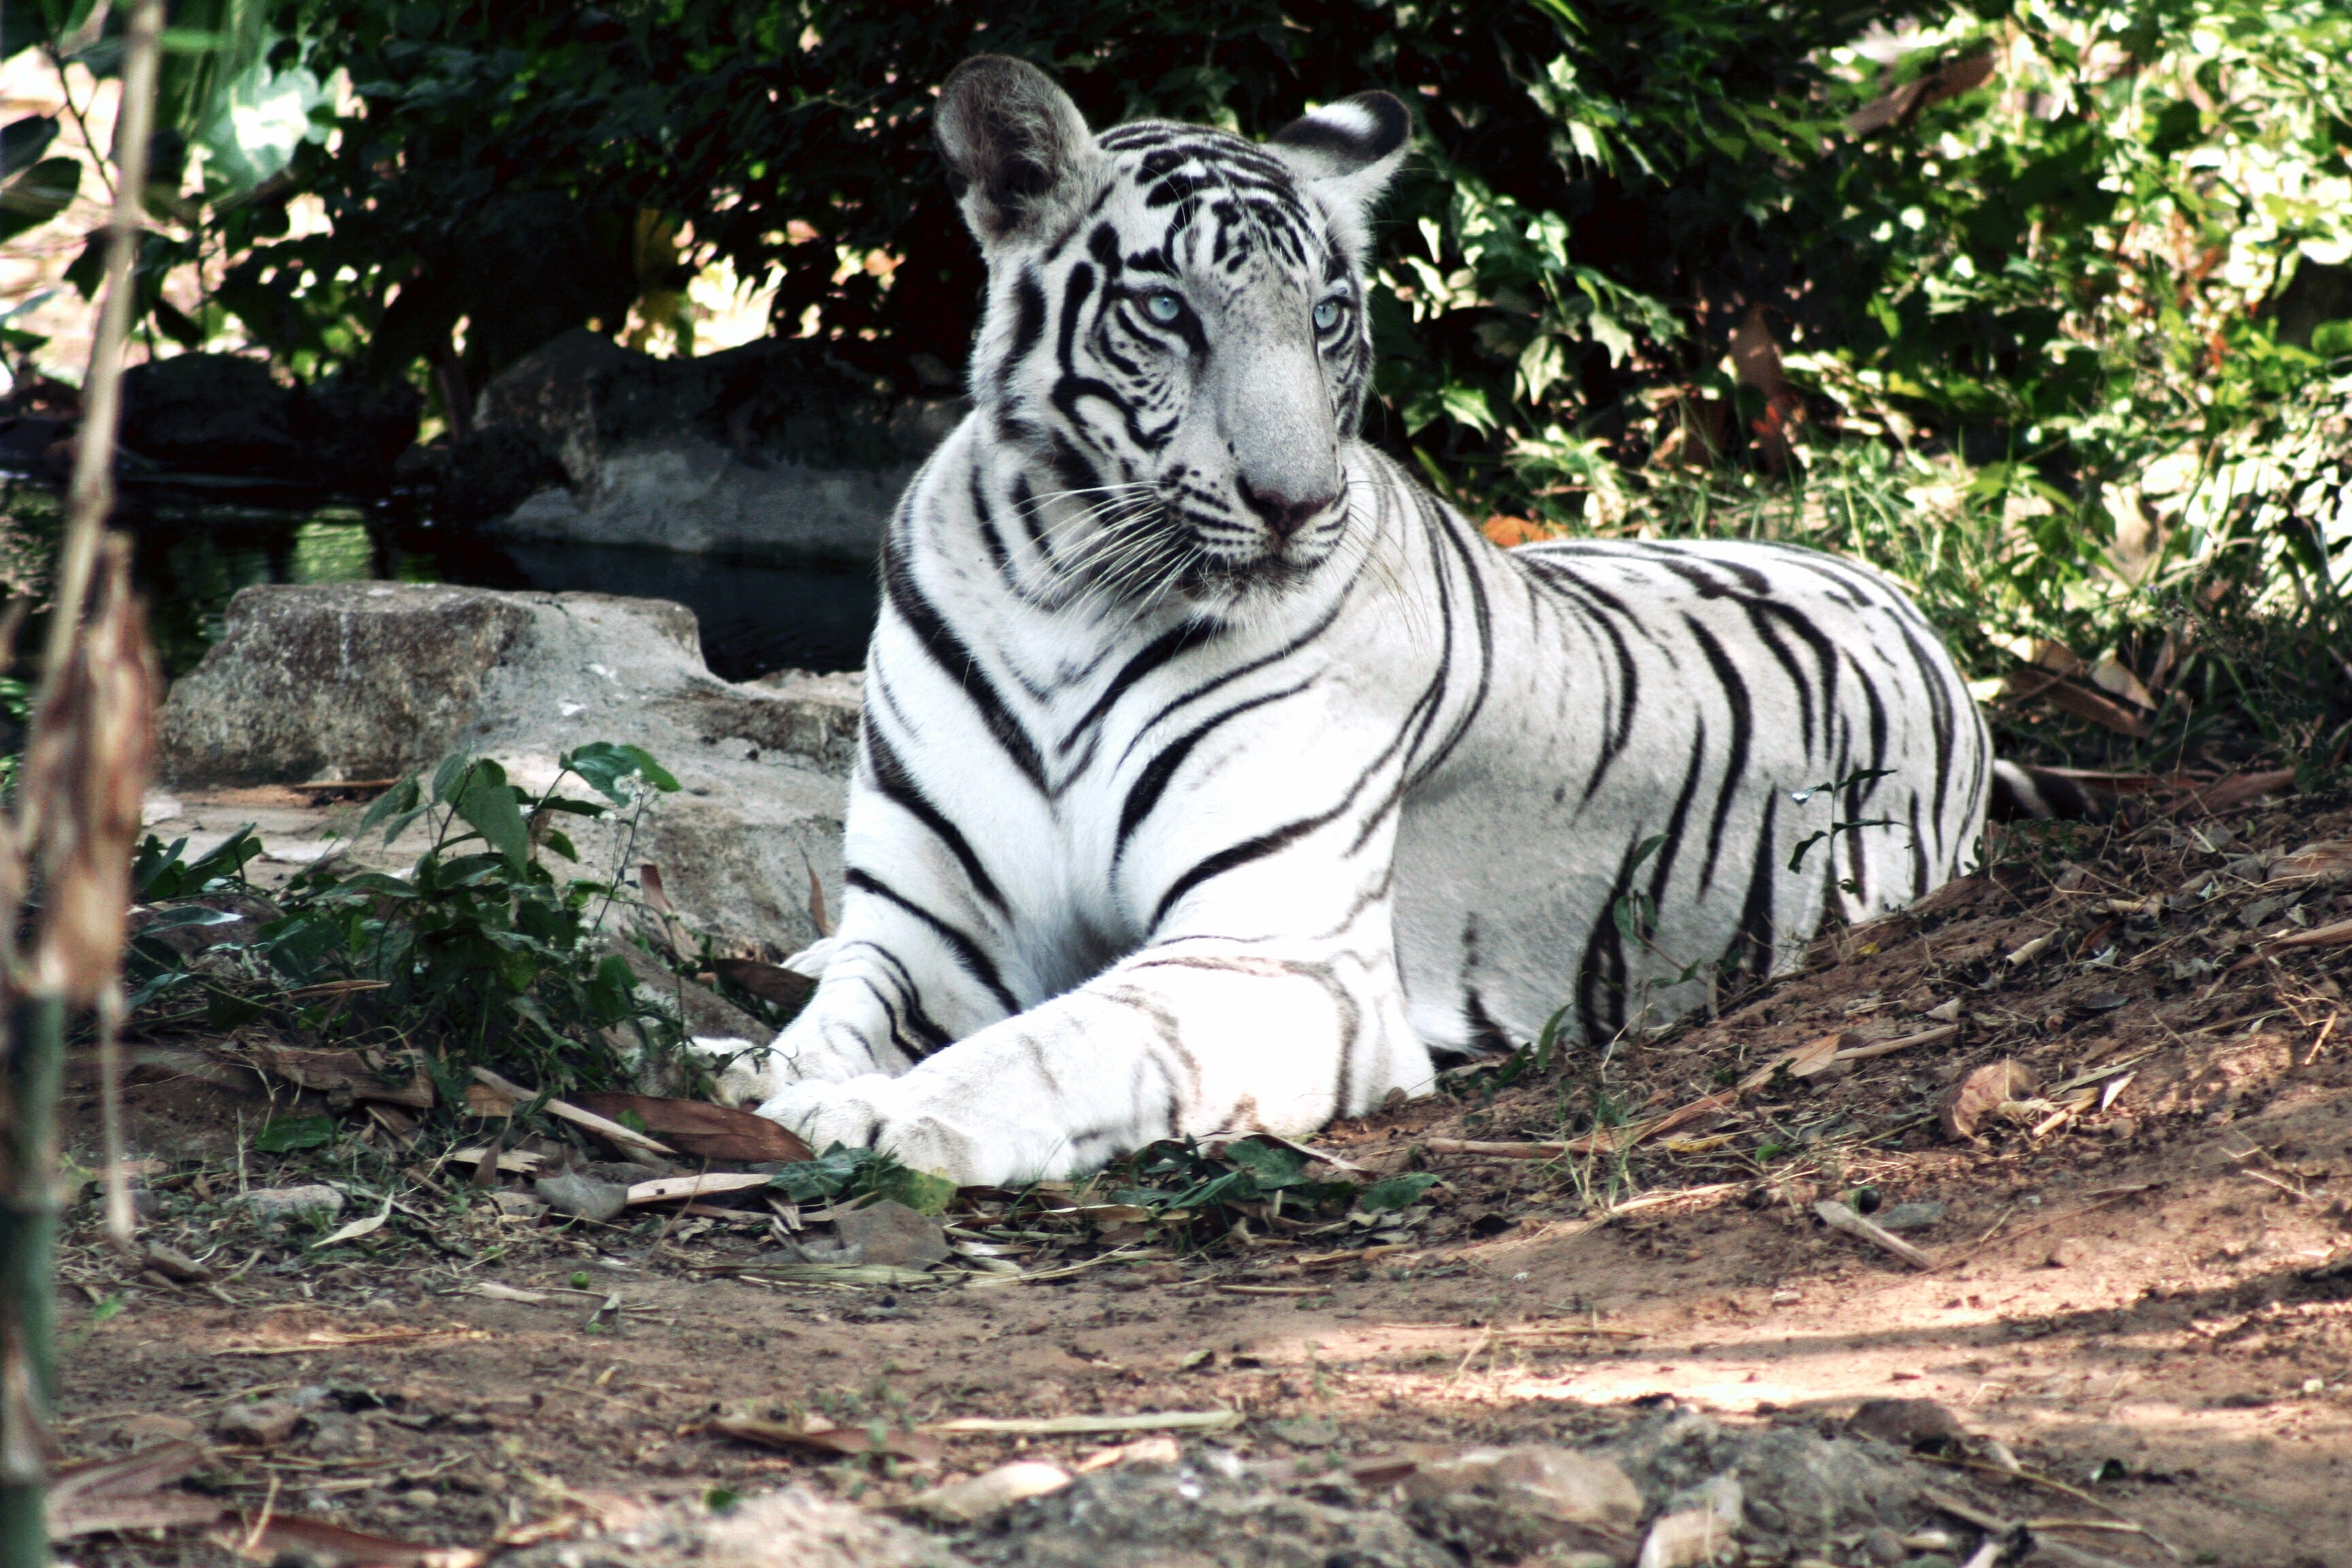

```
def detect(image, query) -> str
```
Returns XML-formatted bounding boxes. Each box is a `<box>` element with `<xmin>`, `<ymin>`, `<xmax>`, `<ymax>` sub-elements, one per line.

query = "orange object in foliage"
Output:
<box><xmin>1480</xmin><ymin>514</ymin><xmax>1563</xmax><ymax>549</ymax></box>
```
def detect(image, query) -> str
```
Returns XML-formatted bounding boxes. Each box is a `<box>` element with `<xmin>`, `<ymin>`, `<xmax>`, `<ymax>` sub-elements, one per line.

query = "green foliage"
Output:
<box><xmin>768</xmin><ymin>1143</ymin><xmax>954</xmax><ymax>1215</ymax></box>
<box><xmin>5</xmin><ymin>0</ymin><xmax>2342</xmax><ymax>770</ymax></box>
<box><xmin>127</xmin><ymin>742</ymin><xmax>687</xmax><ymax>1096</ymax></box>
<box><xmin>1357</xmin><ymin>1172</ymin><xmax>1440</xmax><ymax>1213</ymax></box>
<box><xmin>252</xmin><ymin>1113</ymin><xmax>336</xmax><ymax>1152</ymax></box>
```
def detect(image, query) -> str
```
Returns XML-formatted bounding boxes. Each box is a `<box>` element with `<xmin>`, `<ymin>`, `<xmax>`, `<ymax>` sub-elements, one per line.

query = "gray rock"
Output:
<box><xmin>118</xmin><ymin>354</ymin><xmax>417</xmax><ymax>488</ymax></box>
<box><xmin>122</xmin><ymin>354</ymin><xmax>304</xmax><ymax>476</ymax></box>
<box><xmin>234</xmin><ymin>1185</ymin><xmax>346</xmax><ymax>1228</ymax></box>
<box><xmin>453</xmin><ymin>329</ymin><xmax>958</xmax><ymax>564</ymax></box>
<box><xmin>831</xmin><ymin>1199</ymin><xmax>950</xmax><ymax>1268</ymax></box>
<box><xmin>1844</xmin><ymin>1398</ymin><xmax>1967</xmax><ymax>1452</ymax></box>
<box><xmin>154</xmin><ymin>582</ymin><xmax>858</xmax><ymax>953</ymax></box>
<box><xmin>606</xmin><ymin>938</ymin><xmax>769</xmax><ymax>1042</ymax></box>
<box><xmin>489</xmin><ymin>1190</ymin><xmax>549</xmax><ymax>1220</ymax></box>
<box><xmin>534</xmin><ymin>1172</ymin><xmax>630</xmax><ymax>1224</ymax></box>
<box><xmin>502</xmin><ymin>1486</ymin><xmax>955</xmax><ymax>1568</ymax></box>
<box><xmin>1873</xmin><ymin>1202</ymin><xmax>1946</xmax><ymax>1232</ymax></box>
<box><xmin>157</xmin><ymin>583</ymin><xmax>535</xmax><ymax>785</ymax></box>
<box><xmin>1404</xmin><ymin>1446</ymin><xmax>1644</xmax><ymax>1560</ymax></box>
<box><xmin>1592</xmin><ymin>1407</ymin><xmax>1928</xmax><ymax>1560</ymax></box>
<box><xmin>965</xmin><ymin>1459</ymin><xmax>1452</xmax><ymax>1568</ymax></box>
<box><xmin>214</xmin><ymin>1398</ymin><xmax>302</xmax><ymax>1446</ymax></box>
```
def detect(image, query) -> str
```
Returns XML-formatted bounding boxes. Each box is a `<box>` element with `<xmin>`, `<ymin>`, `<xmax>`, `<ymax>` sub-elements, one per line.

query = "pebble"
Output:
<box><xmin>1846</xmin><ymin>1397</ymin><xmax>1968</xmax><ymax>1452</ymax></box>
<box><xmin>533</xmin><ymin>1171</ymin><xmax>630</xmax><ymax>1223</ymax></box>
<box><xmin>234</xmin><ymin>1185</ymin><xmax>346</xmax><ymax>1228</ymax></box>
<box><xmin>214</xmin><ymin>1398</ymin><xmax>301</xmax><ymax>1446</ymax></box>
<box><xmin>2048</xmin><ymin>1237</ymin><xmax>2089</xmax><ymax>1269</ymax></box>
<box><xmin>114</xmin><ymin>1412</ymin><xmax>197</xmax><ymax>1446</ymax></box>
<box><xmin>832</xmin><ymin>1198</ymin><xmax>951</xmax><ymax>1267</ymax></box>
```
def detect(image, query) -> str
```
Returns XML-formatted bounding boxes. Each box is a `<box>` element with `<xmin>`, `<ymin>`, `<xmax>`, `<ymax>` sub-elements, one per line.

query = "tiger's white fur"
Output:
<box><xmin>708</xmin><ymin>57</ymin><xmax>1991</xmax><ymax>1186</ymax></box>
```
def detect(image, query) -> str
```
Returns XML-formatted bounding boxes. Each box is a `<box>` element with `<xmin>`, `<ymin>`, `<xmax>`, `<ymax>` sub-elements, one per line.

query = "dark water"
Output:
<box><xmin>1</xmin><ymin>485</ymin><xmax>880</xmax><ymax>681</ymax></box>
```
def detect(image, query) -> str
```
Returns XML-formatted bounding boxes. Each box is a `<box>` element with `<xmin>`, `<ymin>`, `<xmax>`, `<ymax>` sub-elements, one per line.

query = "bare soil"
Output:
<box><xmin>48</xmin><ymin>784</ymin><xmax>2352</xmax><ymax>1567</ymax></box>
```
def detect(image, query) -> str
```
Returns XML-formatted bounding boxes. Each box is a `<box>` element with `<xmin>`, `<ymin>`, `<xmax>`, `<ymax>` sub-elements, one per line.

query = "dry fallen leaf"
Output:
<box><xmin>708</xmin><ymin>1413</ymin><xmax>942</xmax><ymax>1463</ymax></box>
<box><xmin>1941</xmin><ymin>1060</ymin><xmax>2037</xmax><ymax>1141</ymax></box>
<box><xmin>710</xmin><ymin>957</ymin><xmax>817</xmax><ymax>1011</ymax></box>
<box><xmin>623</xmin><ymin>1172</ymin><xmax>774</xmax><ymax>1207</ymax></box>
<box><xmin>212</xmin><ymin>1511</ymin><xmax>480</xmax><ymax>1567</ymax></box>
<box><xmin>894</xmin><ymin>1461</ymin><xmax>1071</xmax><ymax>1524</ymax></box>
<box><xmin>2264</xmin><ymin>840</ymin><xmax>2352</xmax><ymax>885</ymax></box>
<box><xmin>574</xmin><ymin>1092</ymin><xmax>813</xmax><ymax>1164</ymax></box>
<box><xmin>46</xmin><ymin>1440</ymin><xmax>213</xmax><ymax>1541</ymax></box>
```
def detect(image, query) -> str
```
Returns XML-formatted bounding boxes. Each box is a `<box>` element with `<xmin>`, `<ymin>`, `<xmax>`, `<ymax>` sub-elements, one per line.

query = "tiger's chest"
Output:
<box><xmin>860</xmin><ymin>582</ymin><xmax>1409</xmax><ymax>1003</ymax></box>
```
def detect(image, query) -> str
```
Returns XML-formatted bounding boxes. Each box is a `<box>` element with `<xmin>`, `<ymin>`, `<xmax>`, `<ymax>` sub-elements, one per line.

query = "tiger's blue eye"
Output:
<box><xmin>1313</xmin><ymin>299</ymin><xmax>1343</xmax><ymax>331</ymax></box>
<box><xmin>1143</xmin><ymin>291</ymin><xmax>1183</xmax><ymax>325</ymax></box>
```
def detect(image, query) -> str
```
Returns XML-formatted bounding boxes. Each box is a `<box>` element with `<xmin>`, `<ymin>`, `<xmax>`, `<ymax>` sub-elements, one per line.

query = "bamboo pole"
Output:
<box><xmin>0</xmin><ymin>5</ymin><xmax>167</xmax><ymax>1565</ymax></box>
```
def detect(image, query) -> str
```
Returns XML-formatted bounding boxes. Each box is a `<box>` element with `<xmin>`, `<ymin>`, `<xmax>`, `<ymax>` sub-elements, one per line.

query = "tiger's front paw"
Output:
<box><xmin>754</xmin><ymin>1076</ymin><xmax>1000</xmax><ymax>1187</ymax></box>
<box><xmin>755</xmin><ymin>1075</ymin><xmax>898</xmax><ymax>1156</ymax></box>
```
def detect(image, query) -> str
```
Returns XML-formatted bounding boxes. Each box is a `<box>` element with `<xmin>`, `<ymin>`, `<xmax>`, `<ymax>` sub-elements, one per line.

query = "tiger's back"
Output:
<box><xmin>1388</xmin><ymin>487</ymin><xmax>1987</xmax><ymax>1056</ymax></box>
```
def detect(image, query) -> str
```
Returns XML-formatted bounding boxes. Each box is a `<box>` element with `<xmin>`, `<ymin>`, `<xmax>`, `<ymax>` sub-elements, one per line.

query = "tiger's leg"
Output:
<box><xmin>752</xmin><ymin>894</ymin><xmax>1427</xmax><ymax>1188</ymax></box>
<box><xmin>695</xmin><ymin>883</ymin><xmax>1019</xmax><ymax>1110</ymax></box>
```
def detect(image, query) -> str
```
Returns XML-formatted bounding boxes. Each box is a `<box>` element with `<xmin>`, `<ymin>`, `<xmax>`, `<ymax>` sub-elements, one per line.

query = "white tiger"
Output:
<box><xmin>706</xmin><ymin>56</ymin><xmax>1996</xmax><ymax>1186</ymax></box>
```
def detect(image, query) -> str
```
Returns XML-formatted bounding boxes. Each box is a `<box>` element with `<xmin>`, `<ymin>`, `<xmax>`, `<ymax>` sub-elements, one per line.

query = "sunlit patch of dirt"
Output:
<box><xmin>48</xmin><ymin>787</ymin><xmax>2352</xmax><ymax>1567</ymax></box>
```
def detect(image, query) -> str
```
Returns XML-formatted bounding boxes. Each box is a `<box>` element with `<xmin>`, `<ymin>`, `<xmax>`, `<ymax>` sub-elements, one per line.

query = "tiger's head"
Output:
<box><xmin>936</xmin><ymin>56</ymin><xmax>1408</xmax><ymax>610</ymax></box>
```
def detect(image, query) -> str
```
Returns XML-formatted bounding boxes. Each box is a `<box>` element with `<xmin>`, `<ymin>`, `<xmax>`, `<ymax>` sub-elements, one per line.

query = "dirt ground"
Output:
<box><xmin>44</xmin><ymin>781</ymin><xmax>2352</xmax><ymax>1567</ymax></box>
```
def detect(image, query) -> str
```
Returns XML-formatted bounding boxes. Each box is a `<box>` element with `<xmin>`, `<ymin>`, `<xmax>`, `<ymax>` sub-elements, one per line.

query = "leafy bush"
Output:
<box><xmin>129</xmin><ymin>740</ymin><xmax>692</xmax><ymax>1098</ymax></box>
<box><xmin>5</xmin><ymin>1</ymin><xmax>2346</xmax><ymax>770</ymax></box>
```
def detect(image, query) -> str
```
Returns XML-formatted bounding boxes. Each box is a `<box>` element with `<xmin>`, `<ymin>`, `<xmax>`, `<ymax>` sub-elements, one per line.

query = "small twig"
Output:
<box><xmin>1816</xmin><ymin>1200</ymin><xmax>1936</xmax><ymax>1269</ymax></box>
<box><xmin>2240</xmin><ymin>1167</ymin><xmax>2309</xmax><ymax>1203</ymax></box>
<box><xmin>240</xmin><ymin>1472</ymin><xmax>282</xmax><ymax>1555</ymax></box>
<box><xmin>2303</xmin><ymin>1012</ymin><xmax>2340</xmax><ymax>1068</ymax></box>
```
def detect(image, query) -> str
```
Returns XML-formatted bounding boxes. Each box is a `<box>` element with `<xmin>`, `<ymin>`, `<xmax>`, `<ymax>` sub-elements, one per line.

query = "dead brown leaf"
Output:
<box><xmin>46</xmin><ymin>1440</ymin><xmax>213</xmax><ymax>1540</ymax></box>
<box><xmin>1941</xmin><ymin>1060</ymin><xmax>2037</xmax><ymax>1141</ymax></box>
<box><xmin>2188</xmin><ymin>768</ymin><xmax>2298</xmax><ymax>814</ymax></box>
<box><xmin>214</xmin><ymin>1512</ymin><xmax>480</xmax><ymax>1567</ymax></box>
<box><xmin>710</xmin><ymin>957</ymin><xmax>817</xmax><ymax>1011</ymax></box>
<box><xmin>708</xmin><ymin>1413</ymin><xmax>943</xmax><ymax>1463</ymax></box>
<box><xmin>247</xmin><ymin>1044</ymin><xmax>434</xmax><ymax>1109</ymax></box>
<box><xmin>574</xmin><ymin>1092</ymin><xmax>813</xmax><ymax>1164</ymax></box>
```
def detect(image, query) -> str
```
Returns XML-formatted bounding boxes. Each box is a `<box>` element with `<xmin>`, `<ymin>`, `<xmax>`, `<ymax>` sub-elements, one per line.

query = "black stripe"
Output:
<box><xmin>1005</xmin><ymin>270</ymin><xmax>1047</xmax><ymax>382</ymax></box>
<box><xmin>1150</xmin><ymin>819</ymin><xmax>1320</xmax><ymax>928</ymax></box>
<box><xmin>1058</xmin><ymin>618</ymin><xmax>1221</xmax><ymax>759</ymax></box>
<box><xmin>844</xmin><ymin>868</ymin><xmax>1019</xmax><ymax>1015</ymax></box>
<box><xmin>881</xmin><ymin>549</ymin><xmax>1047</xmax><ymax>790</ymax></box>
<box><xmin>1733</xmin><ymin>793</ymin><xmax>1782</xmax><ymax>980</ymax></box>
<box><xmin>1684</xmin><ymin>615</ymin><xmax>1752</xmax><ymax>893</ymax></box>
<box><xmin>864</xmin><ymin>723</ymin><xmax>1006</xmax><ymax>914</ymax></box>
<box><xmin>1115</xmin><ymin>679</ymin><xmax>1316</xmax><ymax>858</ymax></box>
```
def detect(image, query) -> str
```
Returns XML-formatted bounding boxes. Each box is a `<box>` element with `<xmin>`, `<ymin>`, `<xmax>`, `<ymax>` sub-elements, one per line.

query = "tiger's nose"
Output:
<box><xmin>1235</xmin><ymin>474</ymin><xmax>1339</xmax><ymax>541</ymax></box>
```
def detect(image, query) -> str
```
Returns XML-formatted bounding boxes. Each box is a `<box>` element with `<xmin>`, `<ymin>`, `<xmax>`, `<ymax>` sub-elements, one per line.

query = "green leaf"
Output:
<box><xmin>196</xmin><ymin>59</ymin><xmax>328</xmax><ymax>193</ymax></box>
<box><xmin>0</xmin><ymin>116</ymin><xmax>59</xmax><ymax>181</ymax></box>
<box><xmin>768</xmin><ymin>1144</ymin><xmax>872</xmax><ymax>1205</ymax></box>
<box><xmin>358</xmin><ymin>777</ymin><xmax>421</xmax><ymax>834</ymax></box>
<box><xmin>254</xmin><ymin>1114</ymin><xmax>336</xmax><ymax>1152</ymax></box>
<box><xmin>430</xmin><ymin>753</ymin><xmax>476</xmax><ymax>806</ymax></box>
<box><xmin>0</xmin><ymin>157</ymin><xmax>80</xmax><ymax>242</ymax></box>
<box><xmin>457</xmin><ymin>782</ymin><xmax>531</xmax><ymax>870</ymax></box>
<box><xmin>1358</xmin><ymin>1173</ymin><xmax>1439</xmax><ymax>1213</ymax></box>
<box><xmin>2313</xmin><ymin>319</ymin><xmax>2352</xmax><ymax>361</ymax></box>
<box><xmin>564</xmin><ymin>742</ymin><xmax>681</xmax><ymax>803</ymax></box>
<box><xmin>859</xmin><ymin>1164</ymin><xmax>956</xmax><ymax>1216</ymax></box>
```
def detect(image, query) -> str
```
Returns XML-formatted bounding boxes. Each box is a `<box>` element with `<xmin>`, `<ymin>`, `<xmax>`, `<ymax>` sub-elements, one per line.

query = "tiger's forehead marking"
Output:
<box><xmin>1090</xmin><ymin>122</ymin><xmax>1326</xmax><ymax>279</ymax></box>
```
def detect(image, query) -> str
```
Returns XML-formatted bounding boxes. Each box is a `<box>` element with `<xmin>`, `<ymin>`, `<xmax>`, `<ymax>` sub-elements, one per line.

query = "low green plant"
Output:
<box><xmin>126</xmin><ymin>740</ymin><xmax>691</xmax><ymax>1100</ymax></box>
<box><xmin>768</xmin><ymin>1144</ymin><xmax>956</xmax><ymax>1215</ymax></box>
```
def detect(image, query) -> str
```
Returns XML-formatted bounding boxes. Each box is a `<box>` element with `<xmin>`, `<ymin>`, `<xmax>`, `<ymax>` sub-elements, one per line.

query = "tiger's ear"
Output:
<box><xmin>936</xmin><ymin>55</ymin><xmax>1100</xmax><ymax>249</ymax></box>
<box><xmin>1269</xmin><ymin>92</ymin><xmax>1411</xmax><ymax>258</ymax></box>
